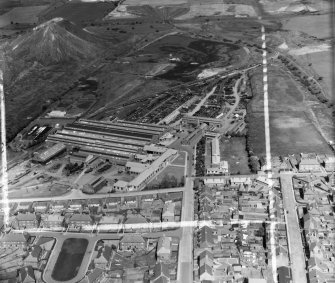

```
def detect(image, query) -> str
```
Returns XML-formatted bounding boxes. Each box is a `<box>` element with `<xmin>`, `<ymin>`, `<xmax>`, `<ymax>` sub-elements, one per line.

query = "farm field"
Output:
<box><xmin>0</xmin><ymin>5</ymin><xmax>48</xmax><ymax>28</ymax></box>
<box><xmin>220</xmin><ymin>137</ymin><xmax>250</xmax><ymax>175</ymax></box>
<box><xmin>282</xmin><ymin>14</ymin><xmax>331</xmax><ymax>39</ymax></box>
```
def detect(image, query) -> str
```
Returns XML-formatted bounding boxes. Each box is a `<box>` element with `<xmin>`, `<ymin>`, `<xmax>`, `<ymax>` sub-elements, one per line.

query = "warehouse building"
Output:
<box><xmin>113</xmin><ymin>148</ymin><xmax>178</xmax><ymax>191</ymax></box>
<box><xmin>47</xmin><ymin>119</ymin><xmax>167</xmax><ymax>161</ymax></box>
<box><xmin>32</xmin><ymin>143</ymin><xmax>66</xmax><ymax>164</ymax></box>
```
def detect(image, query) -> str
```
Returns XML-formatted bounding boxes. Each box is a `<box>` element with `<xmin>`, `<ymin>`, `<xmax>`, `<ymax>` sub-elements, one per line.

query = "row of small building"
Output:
<box><xmin>293</xmin><ymin>175</ymin><xmax>335</xmax><ymax>283</ymax></box>
<box><xmin>193</xmin><ymin>177</ymin><xmax>290</xmax><ymax>283</ymax></box>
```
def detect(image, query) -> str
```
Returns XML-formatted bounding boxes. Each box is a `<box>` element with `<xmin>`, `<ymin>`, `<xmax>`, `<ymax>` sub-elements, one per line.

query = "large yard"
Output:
<box><xmin>220</xmin><ymin>137</ymin><xmax>250</xmax><ymax>175</ymax></box>
<box><xmin>147</xmin><ymin>165</ymin><xmax>185</xmax><ymax>189</ymax></box>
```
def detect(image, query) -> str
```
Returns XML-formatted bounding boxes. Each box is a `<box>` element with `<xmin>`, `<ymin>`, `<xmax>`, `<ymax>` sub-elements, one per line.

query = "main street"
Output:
<box><xmin>1</xmin><ymin>186</ymin><xmax>185</xmax><ymax>204</ymax></box>
<box><xmin>280</xmin><ymin>173</ymin><xmax>307</xmax><ymax>283</ymax></box>
<box><xmin>176</xmin><ymin>149</ymin><xmax>195</xmax><ymax>283</ymax></box>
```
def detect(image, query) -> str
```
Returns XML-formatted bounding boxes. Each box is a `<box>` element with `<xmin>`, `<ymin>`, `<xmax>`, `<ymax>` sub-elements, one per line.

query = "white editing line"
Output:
<box><xmin>15</xmin><ymin>219</ymin><xmax>286</xmax><ymax>234</ymax></box>
<box><xmin>261</xmin><ymin>24</ymin><xmax>277</xmax><ymax>282</ymax></box>
<box><xmin>0</xmin><ymin>61</ymin><xmax>9</xmax><ymax>226</ymax></box>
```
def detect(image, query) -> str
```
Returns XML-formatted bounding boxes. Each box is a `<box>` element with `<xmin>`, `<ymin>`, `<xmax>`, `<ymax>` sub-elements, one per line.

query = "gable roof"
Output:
<box><xmin>0</xmin><ymin>232</ymin><xmax>29</xmax><ymax>243</ymax></box>
<box><xmin>87</xmin><ymin>267</ymin><xmax>104</xmax><ymax>283</ymax></box>
<box><xmin>120</xmin><ymin>234</ymin><xmax>145</xmax><ymax>244</ymax></box>
<box><xmin>19</xmin><ymin>266</ymin><xmax>35</xmax><ymax>283</ymax></box>
<box><xmin>152</xmin><ymin>262</ymin><xmax>170</xmax><ymax>281</ymax></box>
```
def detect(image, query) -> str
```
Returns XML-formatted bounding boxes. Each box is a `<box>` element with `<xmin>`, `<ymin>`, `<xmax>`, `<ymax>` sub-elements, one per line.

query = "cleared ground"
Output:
<box><xmin>175</xmin><ymin>3</ymin><xmax>258</xmax><ymax>20</ymax></box>
<box><xmin>8</xmin><ymin>183</ymin><xmax>70</xmax><ymax>199</ymax></box>
<box><xmin>220</xmin><ymin>137</ymin><xmax>250</xmax><ymax>175</ymax></box>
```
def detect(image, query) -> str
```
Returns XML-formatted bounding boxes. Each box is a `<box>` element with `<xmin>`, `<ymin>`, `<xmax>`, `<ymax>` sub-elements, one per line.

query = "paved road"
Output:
<box><xmin>176</xmin><ymin>149</ymin><xmax>194</xmax><ymax>283</ymax></box>
<box><xmin>280</xmin><ymin>174</ymin><xmax>307</xmax><ymax>283</ymax></box>
<box><xmin>2</xmin><ymin>186</ymin><xmax>185</xmax><ymax>204</ymax></box>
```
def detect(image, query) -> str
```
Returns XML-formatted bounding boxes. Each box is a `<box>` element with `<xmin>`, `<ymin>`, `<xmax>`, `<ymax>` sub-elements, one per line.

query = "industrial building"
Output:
<box><xmin>47</xmin><ymin>119</ymin><xmax>167</xmax><ymax>162</ymax></box>
<box><xmin>113</xmin><ymin>148</ymin><xmax>178</xmax><ymax>192</ymax></box>
<box><xmin>182</xmin><ymin>116</ymin><xmax>223</xmax><ymax>128</ymax></box>
<box><xmin>32</xmin><ymin>143</ymin><xmax>66</xmax><ymax>164</ymax></box>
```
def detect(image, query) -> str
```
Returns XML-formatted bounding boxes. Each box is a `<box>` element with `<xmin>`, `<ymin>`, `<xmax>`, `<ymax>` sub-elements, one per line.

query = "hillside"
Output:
<box><xmin>6</xmin><ymin>17</ymin><xmax>100</xmax><ymax>65</ymax></box>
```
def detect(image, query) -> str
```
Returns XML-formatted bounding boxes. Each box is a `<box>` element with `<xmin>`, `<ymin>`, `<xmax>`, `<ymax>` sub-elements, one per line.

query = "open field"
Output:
<box><xmin>0</xmin><ymin>5</ymin><xmax>48</xmax><ymax>28</ymax></box>
<box><xmin>171</xmin><ymin>152</ymin><xmax>186</xmax><ymax>166</ymax></box>
<box><xmin>175</xmin><ymin>3</ymin><xmax>258</xmax><ymax>20</ymax></box>
<box><xmin>8</xmin><ymin>183</ymin><xmax>70</xmax><ymax>199</ymax></box>
<box><xmin>220</xmin><ymin>137</ymin><xmax>250</xmax><ymax>175</ymax></box>
<box><xmin>248</xmin><ymin>111</ymin><xmax>333</xmax><ymax>156</ymax></box>
<box><xmin>248</xmin><ymin>67</ymin><xmax>305</xmax><ymax>113</ymax></box>
<box><xmin>297</xmin><ymin>51</ymin><xmax>333</xmax><ymax>98</ymax></box>
<box><xmin>40</xmin><ymin>2</ymin><xmax>116</xmax><ymax>25</ymax></box>
<box><xmin>147</xmin><ymin>165</ymin><xmax>185</xmax><ymax>188</ymax></box>
<box><xmin>282</xmin><ymin>14</ymin><xmax>331</xmax><ymax>39</ymax></box>
<box><xmin>247</xmin><ymin>66</ymin><xmax>332</xmax><ymax>156</ymax></box>
<box><xmin>52</xmin><ymin>238</ymin><xmax>89</xmax><ymax>281</ymax></box>
<box><xmin>138</xmin><ymin>34</ymin><xmax>243</xmax><ymax>81</ymax></box>
<box><xmin>124</xmin><ymin>0</ymin><xmax>187</xmax><ymax>5</ymax></box>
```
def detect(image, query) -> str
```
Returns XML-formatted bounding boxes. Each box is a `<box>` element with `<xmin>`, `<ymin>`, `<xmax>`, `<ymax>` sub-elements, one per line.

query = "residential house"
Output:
<box><xmin>324</xmin><ymin>155</ymin><xmax>335</xmax><ymax>172</ymax></box>
<box><xmin>33</xmin><ymin>202</ymin><xmax>49</xmax><ymax>213</ymax></box>
<box><xmin>68</xmin><ymin>214</ymin><xmax>91</xmax><ymax>227</ymax></box>
<box><xmin>0</xmin><ymin>232</ymin><xmax>29</xmax><ymax>248</ymax></box>
<box><xmin>35</xmin><ymin>237</ymin><xmax>55</xmax><ymax>251</ymax></box>
<box><xmin>151</xmin><ymin>262</ymin><xmax>170</xmax><ymax>283</ymax></box>
<box><xmin>19</xmin><ymin>266</ymin><xmax>35</xmax><ymax>283</ymax></box>
<box><xmin>94</xmin><ymin>246</ymin><xmax>112</xmax><ymax>268</ymax></box>
<box><xmin>199</xmin><ymin>250</ymin><xmax>214</xmax><ymax>281</ymax></box>
<box><xmin>119</xmin><ymin>234</ymin><xmax>146</xmax><ymax>251</ymax></box>
<box><xmin>198</xmin><ymin>226</ymin><xmax>216</xmax><ymax>249</ymax></box>
<box><xmin>24</xmin><ymin>245</ymin><xmax>42</xmax><ymax>268</ymax></box>
<box><xmin>162</xmin><ymin>203</ymin><xmax>175</xmax><ymax>222</ymax></box>
<box><xmin>299</xmin><ymin>155</ymin><xmax>322</xmax><ymax>173</ymax></box>
<box><xmin>157</xmin><ymin>236</ymin><xmax>172</xmax><ymax>261</ymax></box>
<box><xmin>41</xmin><ymin>214</ymin><xmax>64</xmax><ymax>228</ymax></box>
<box><xmin>87</xmin><ymin>267</ymin><xmax>105</xmax><ymax>283</ymax></box>
<box><xmin>16</xmin><ymin>213</ymin><xmax>38</xmax><ymax>229</ymax></box>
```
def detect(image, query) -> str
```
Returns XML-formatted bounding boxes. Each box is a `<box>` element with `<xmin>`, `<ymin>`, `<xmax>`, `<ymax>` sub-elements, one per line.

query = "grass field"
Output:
<box><xmin>171</xmin><ymin>152</ymin><xmax>186</xmax><ymax>166</ymax></box>
<box><xmin>148</xmin><ymin>165</ymin><xmax>185</xmax><ymax>188</ymax></box>
<box><xmin>282</xmin><ymin>14</ymin><xmax>331</xmax><ymax>39</ymax></box>
<box><xmin>248</xmin><ymin>112</ymin><xmax>333</xmax><ymax>156</ymax></box>
<box><xmin>220</xmin><ymin>137</ymin><xmax>250</xmax><ymax>175</ymax></box>
<box><xmin>0</xmin><ymin>5</ymin><xmax>48</xmax><ymax>27</ymax></box>
<box><xmin>301</xmin><ymin>51</ymin><xmax>333</xmax><ymax>98</ymax></box>
<box><xmin>247</xmin><ymin>66</ymin><xmax>332</xmax><ymax>156</ymax></box>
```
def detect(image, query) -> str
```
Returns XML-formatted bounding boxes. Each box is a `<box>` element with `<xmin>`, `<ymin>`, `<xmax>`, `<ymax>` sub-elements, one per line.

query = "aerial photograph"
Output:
<box><xmin>0</xmin><ymin>0</ymin><xmax>334</xmax><ymax>282</ymax></box>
